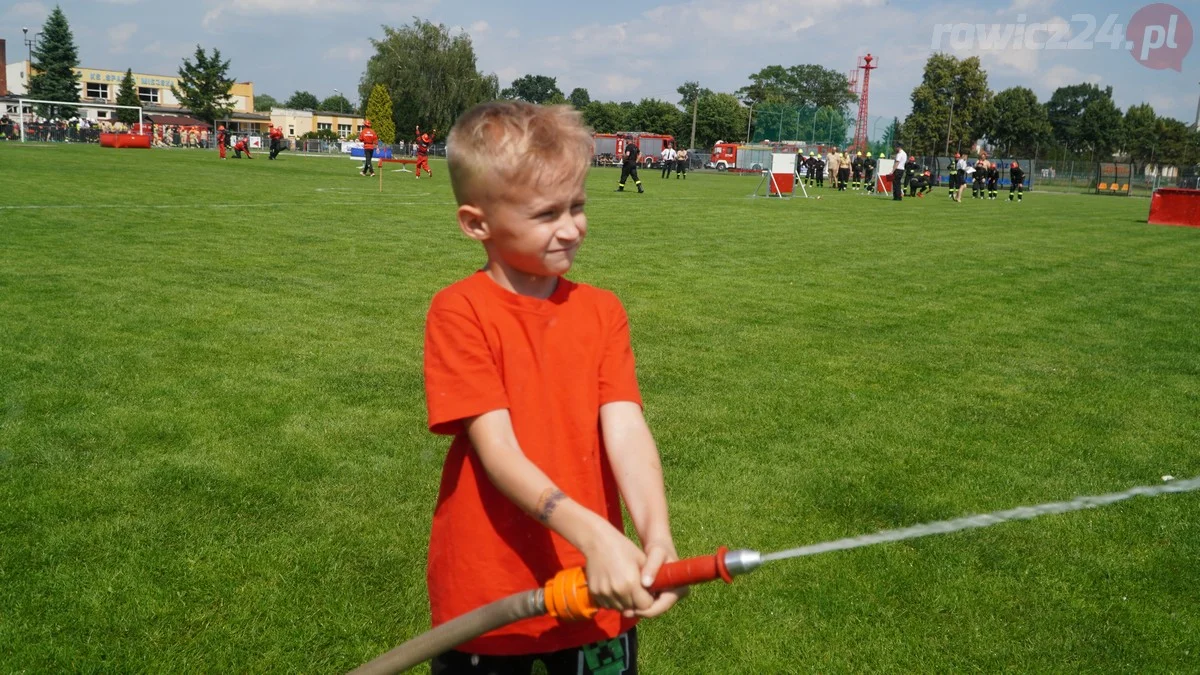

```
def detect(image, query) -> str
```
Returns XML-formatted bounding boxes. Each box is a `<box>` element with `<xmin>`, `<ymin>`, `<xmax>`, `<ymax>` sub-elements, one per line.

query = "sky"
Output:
<box><xmin>3</xmin><ymin>0</ymin><xmax>1198</xmax><ymax>136</ymax></box>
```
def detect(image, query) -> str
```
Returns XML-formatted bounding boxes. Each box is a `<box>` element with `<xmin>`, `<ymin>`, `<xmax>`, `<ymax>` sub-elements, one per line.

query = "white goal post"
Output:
<box><xmin>16</xmin><ymin>98</ymin><xmax>144</xmax><ymax>142</ymax></box>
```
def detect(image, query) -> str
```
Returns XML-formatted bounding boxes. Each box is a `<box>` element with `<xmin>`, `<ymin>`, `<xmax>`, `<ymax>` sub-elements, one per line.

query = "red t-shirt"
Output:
<box><xmin>359</xmin><ymin>128</ymin><xmax>378</xmax><ymax>150</ymax></box>
<box><xmin>423</xmin><ymin>271</ymin><xmax>641</xmax><ymax>655</ymax></box>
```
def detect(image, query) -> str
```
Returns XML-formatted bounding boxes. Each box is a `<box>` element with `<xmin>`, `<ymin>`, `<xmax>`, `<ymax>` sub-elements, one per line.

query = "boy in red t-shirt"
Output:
<box><xmin>423</xmin><ymin>101</ymin><xmax>683</xmax><ymax>674</ymax></box>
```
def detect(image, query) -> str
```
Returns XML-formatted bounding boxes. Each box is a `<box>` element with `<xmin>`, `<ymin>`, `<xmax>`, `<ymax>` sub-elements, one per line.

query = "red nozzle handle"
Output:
<box><xmin>648</xmin><ymin>546</ymin><xmax>732</xmax><ymax>593</ymax></box>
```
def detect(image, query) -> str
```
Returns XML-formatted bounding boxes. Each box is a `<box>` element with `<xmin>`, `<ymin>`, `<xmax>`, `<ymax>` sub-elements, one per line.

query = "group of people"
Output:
<box><xmin>356</xmin><ymin>122</ymin><xmax>436</xmax><ymax>178</ymax></box>
<box><xmin>799</xmin><ymin>148</ymin><xmax>878</xmax><ymax>192</ymax></box>
<box><xmin>946</xmin><ymin>152</ymin><xmax>1025</xmax><ymax>203</ymax></box>
<box><xmin>890</xmin><ymin>146</ymin><xmax>1027</xmax><ymax>202</ymax></box>
<box><xmin>658</xmin><ymin>142</ymin><xmax>689</xmax><ymax>179</ymax></box>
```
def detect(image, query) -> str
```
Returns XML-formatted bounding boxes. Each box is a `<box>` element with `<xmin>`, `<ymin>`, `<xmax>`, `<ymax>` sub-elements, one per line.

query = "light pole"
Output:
<box><xmin>945</xmin><ymin>100</ymin><xmax>954</xmax><ymax>157</ymax></box>
<box><xmin>1193</xmin><ymin>81</ymin><xmax>1200</xmax><ymax>131</ymax></box>
<box><xmin>22</xmin><ymin>27</ymin><xmax>42</xmax><ymax>83</ymax></box>
<box><xmin>743</xmin><ymin>99</ymin><xmax>755</xmax><ymax>144</ymax></box>
<box><xmin>333</xmin><ymin>88</ymin><xmax>347</xmax><ymax>114</ymax></box>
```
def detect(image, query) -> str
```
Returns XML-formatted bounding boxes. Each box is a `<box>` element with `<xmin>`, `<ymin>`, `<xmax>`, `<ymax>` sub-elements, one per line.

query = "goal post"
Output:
<box><xmin>16</xmin><ymin>98</ymin><xmax>143</xmax><ymax>142</ymax></box>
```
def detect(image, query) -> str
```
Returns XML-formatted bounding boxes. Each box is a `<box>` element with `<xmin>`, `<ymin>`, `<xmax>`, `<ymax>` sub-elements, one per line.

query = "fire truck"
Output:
<box><xmin>707</xmin><ymin>141</ymin><xmax>825</xmax><ymax>172</ymax></box>
<box><xmin>593</xmin><ymin>132</ymin><xmax>676</xmax><ymax>168</ymax></box>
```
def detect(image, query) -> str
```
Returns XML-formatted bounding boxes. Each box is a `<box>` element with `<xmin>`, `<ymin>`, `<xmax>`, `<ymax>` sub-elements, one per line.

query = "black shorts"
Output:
<box><xmin>432</xmin><ymin>629</ymin><xmax>637</xmax><ymax>675</ymax></box>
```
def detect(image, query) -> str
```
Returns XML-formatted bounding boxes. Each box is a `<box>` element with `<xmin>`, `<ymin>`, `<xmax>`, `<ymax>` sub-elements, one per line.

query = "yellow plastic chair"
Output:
<box><xmin>1098</xmin><ymin>182</ymin><xmax>1108</xmax><ymax>190</ymax></box>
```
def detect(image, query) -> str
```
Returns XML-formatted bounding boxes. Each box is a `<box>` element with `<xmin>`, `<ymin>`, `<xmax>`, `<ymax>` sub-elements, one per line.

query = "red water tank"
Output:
<box><xmin>1147</xmin><ymin>188</ymin><xmax>1200</xmax><ymax>228</ymax></box>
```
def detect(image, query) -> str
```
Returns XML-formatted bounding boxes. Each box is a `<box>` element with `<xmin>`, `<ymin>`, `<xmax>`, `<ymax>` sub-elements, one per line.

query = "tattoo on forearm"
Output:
<box><xmin>535</xmin><ymin>488</ymin><xmax>567</xmax><ymax>524</ymax></box>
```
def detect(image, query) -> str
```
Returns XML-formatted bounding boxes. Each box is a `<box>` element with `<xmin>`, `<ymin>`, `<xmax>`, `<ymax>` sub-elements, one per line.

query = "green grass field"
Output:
<box><xmin>2</xmin><ymin>143</ymin><xmax>1199</xmax><ymax>673</ymax></box>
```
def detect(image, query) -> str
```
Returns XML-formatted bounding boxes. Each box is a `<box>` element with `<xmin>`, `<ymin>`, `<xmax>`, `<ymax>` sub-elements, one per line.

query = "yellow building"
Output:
<box><xmin>5</xmin><ymin>61</ymin><xmax>270</xmax><ymax>131</ymax></box>
<box><xmin>271</xmin><ymin>107</ymin><xmax>367</xmax><ymax>140</ymax></box>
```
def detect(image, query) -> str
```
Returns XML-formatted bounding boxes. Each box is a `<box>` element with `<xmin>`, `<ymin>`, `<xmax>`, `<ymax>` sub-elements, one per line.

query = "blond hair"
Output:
<box><xmin>447</xmin><ymin>101</ymin><xmax>593</xmax><ymax>205</ymax></box>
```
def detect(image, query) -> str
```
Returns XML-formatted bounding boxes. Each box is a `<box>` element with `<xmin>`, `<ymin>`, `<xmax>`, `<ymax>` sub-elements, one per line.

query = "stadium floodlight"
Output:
<box><xmin>16</xmin><ymin>98</ymin><xmax>143</xmax><ymax>142</ymax></box>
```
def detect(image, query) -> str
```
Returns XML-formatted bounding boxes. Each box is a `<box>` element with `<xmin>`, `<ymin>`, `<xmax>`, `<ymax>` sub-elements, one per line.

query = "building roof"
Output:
<box><xmin>146</xmin><ymin>113</ymin><xmax>208</xmax><ymax>126</ymax></box>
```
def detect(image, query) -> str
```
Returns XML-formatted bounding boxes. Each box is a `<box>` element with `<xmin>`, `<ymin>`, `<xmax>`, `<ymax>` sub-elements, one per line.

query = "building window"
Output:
<box><xmin>97</xmin><ymin>111</ymin><xmax>108</xmax><ymax>119</ymax></box>
<box><xmin>317</xmin><ymin>122</ymin><xmax>332</xmax><ymax>131</ymax></box>
<box><xmin>338</xmin><ymin>124</ymin><xmax>351</xmax><ymax>135</ymax></box>
<box><xmin>287</xmin><ymin>126</ymin><xmax>294</xmax><ymax>136</ymax></box>
<box><xmin>86</xmin><ymin>82</ymin><xmax>109</xmax><ymax>99</ymax></box>
<box><xmin>138</xmin><ymin>87</ymin><xmax>159</xmax><ymax>104</ymax></box>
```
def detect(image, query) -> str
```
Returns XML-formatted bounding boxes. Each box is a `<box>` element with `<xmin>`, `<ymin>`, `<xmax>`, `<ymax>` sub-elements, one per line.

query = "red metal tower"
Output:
<box><xmin>852</xmin><ymin>54</ymin><xmax>877</xmax><ymax>154</ymax></box>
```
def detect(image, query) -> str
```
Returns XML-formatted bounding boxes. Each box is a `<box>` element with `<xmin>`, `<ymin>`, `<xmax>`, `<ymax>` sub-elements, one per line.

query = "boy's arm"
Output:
<box><xmin>464</xmin><ymin>408</ymin><xmax>658</xmax><ymax>615</ymax></box>
<box><xmin>599</xmin><ymin>400</ymin><xmax>686</xmax><ymax>618</ymax></box>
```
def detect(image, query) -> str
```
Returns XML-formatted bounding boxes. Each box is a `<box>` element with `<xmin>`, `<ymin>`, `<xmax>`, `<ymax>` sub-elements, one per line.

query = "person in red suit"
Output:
<box><xmin>268</xmin><ymin>125</ymin><xmax>285</xmax><ymax>160</ymax></box>
<box><xmin>359</xmin><ymin>119</ymin><xmax>378</xmax><ymax>177</ymax></box>
<box><xmin>217</xmin><ymin>125</ymin><xmax>227</xmax><ymax>159</ymax></box>
<box><xmin>233</xmin><ymin>137</ymin><xmax>253</xmax><ymax>159</ymax></box>
<box><xmin>415</xmin><ymin>125</ymin><xmax>437</xmax><ymax>179</ymax></box>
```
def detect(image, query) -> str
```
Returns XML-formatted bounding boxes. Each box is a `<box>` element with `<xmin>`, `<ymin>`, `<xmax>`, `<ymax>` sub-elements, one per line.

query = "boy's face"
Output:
<box><xmin>461</xmin><ymin>176</ymin><xmax>588</xmax><ymax>279</ymax></box>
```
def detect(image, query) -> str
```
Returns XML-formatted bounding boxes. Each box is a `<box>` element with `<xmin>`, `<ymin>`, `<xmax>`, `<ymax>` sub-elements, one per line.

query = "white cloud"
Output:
<box><xmin>324</xmin><ymin>44</ymin><xmax>367</xmax><ymax>62</ymax></box>
<box><xmin>201</xmin><ymin>0</ymin><xmax>437</xmax><ymax>30</ymax></box>
<box><xmin>602</xmin><ymin>75</ymin><xmax>642</xmax><ymax>96</ymax></box>
<box><xmin>1040</xmin><ymin>64</ymin><xmax>1103</xmax><ymax>91</ymax></box>
<box><xmin>108</xmin><ymin>22</ymin><xmax>138</xmax><ymax>54</ymax></box>
<box><xmin>504</xmin><ymin>28</ymin><xmax>520</xmax><ymax>39</ymax></box>
<box><xmin>468</xmin><ymin>20</ymin><xmax>489</xmax><ymax>34</ymax></box>
<box><xmin>3</xmin><ymin>1</ymin><xmax>47</xmax><ymax>21</ymax></box>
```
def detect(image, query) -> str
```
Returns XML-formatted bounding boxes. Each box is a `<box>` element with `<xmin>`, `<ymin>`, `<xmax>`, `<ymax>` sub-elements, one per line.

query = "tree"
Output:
<box><xmin>626</xmin><ymin>98</ymin><xmax>684</xmax><ymax>136</ymax></box>
<box><xmin>737</xmin><ymin>64</ymin><xmax>855</xmax><ymax>113</ymax></box>
<box><xmin>364</xmin><ymin>84</ymin><xmax>396</xmax><ymax>144</ymax></box>
<box><xmin>677</xmin><ymin>81</ymin><xmax>713</xmax><ymax>148</ymax></box>
<box><xmin>581</xmin><ymin>101</ymin><xmax>626</xmax><ymax>133</ymax></box>
<box><xmin>115</xmin><ymin>68</ymin><xmax>140</xmax><ymax>125</ymax></box>
<box><xmin>321</xmin><ymin>93</ymin><xmax>353</xmax><ymax>113</ymax></box>
<box><xmin>1080</xmin><ymin>96</ymin><xmax>1123</xmax><ymax>159</ymax></box>
<box><xmin>285</xmin><ymin>91</ymin><xmax>320</xmax><ymax>110</ymax></box>
<box><xmin>1154</xmin><ymin>117</ymin><xmax>1194</xmax><ymax>167</ymax></box>
<box><xmin>1123</xmin><ymin>104</ymin><xmax>1157</xmax><ymax>168</ymax></box>
<box><xmin>1046</xmin><ymin>83</ymin><xmax>1117</xmax><ymax>155</ymax></box>
<box><xmin>902</xmin><ymin>54</ymin><xmax>992</xmax><ymax>156</ymax></box>
<box><xmin>568</xmin><ymin>87</ymin><xmax>590</xmax><ymax>109</ymax></box>
<box><xmin>984</xmin><ymin>87</ymin><xmax>1052</xmax><ymax>156</ymax></box>
<box><xmin>359</xmin><ymin>19</ymin><xmax>499</xmax><ymax>135</ymax></box>
<box><xmin>692</xmin><ymin>93</ymin><xmax>748</xmax><ymax>148</ymax></box>
<box><xmin>501</xmin><ymin>74</ymin><xmax>563</xmax><ymax>104</ymax></box>
<box><xmin>27</xmin><ymin>6</ymin><xmax>81</xmax><ymax>118</ymax></box>
<box><xmin>880</xmin><ymin>117</ymin><xmax>901</xmax><ymax>155</ymax></box>
<box><xmin>253</xmin><ymin>94</ymin><xmax>279</xmax><ymax>112</ymax></box>
<box><xmin>171</xmin><ymin>46</ymin><xmax>235</xmax><ymax>126</ymax></box>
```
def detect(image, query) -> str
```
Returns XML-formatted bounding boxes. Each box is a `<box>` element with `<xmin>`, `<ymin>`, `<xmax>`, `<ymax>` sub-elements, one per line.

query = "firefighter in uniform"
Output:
<box><xmin>359</xmin><ymin>119</ymin><xmax>378</xmax><ymax>176</ymax></box>
<box><xmin>947</xmin><ymin>153</ymin><xmax>960</xmax><ymax>198</ymax></box>
<box><xmin>851</xmin><ymin>151</ymin><xmax>864</xmax><ymax>190</ymax></box>
<box><xmin>973</xmin><ymin>156</ymin><xmax>988</xmax><ymax>199</ymax></box>
<box><xmin>837</xmin><ymin>152</ymin><xmax>850</xmax><ymax>191</ymax></box>
<box><xmin>863</xmin><ymin>152</ymin><xmax>876</xmax><ymax>193</ymax></box>
<box><xmin>987</xmin><ymin>160</ymin><xmax>1000</xmax><ymax>200</ymax></box>
<box><xmin>232</xmin><ymin>137</ymin><xmax>253</xmax><ymax>159</ymax></box>
<box><xmin>217</xmin><ymin>125</ymin><xmax>228</xmax><ymax>160</ymax></box>
<box><xmin>269</xmin><ymin>125</ymin><xmax>284</xmax><ymax>160</ymax></box>
<box><xmin>675</xmin><ymin>147</ymin><xmax>688</xmax><ymax>178</ymax></box>
<box><xmin>1009</xmin><ymin>161</ymin><xmax>1025</xmax><ymax>202</ymax></box>
<box><xmin>617</xmin><ymin>136</ymin><xmax>644</xmax><ymax>193</ymax></box>
<box><xmin>905</xmin><ymin>154</ymin><xmax>919</xmax><ymax>197</ymax></box>
<box><xmin>414</xmin><ymin>125</ymin><xmax>437</xmax><ymax>178</ymax></box>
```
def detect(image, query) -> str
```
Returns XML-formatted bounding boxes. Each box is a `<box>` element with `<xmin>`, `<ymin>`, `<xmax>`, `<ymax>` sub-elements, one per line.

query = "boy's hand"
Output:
<box><xmin>634</xmin><ymin>539</ymin><xmax>688</xmax><ymax>619</ymax></box>
<box><xmin>581</xmin><ymin>524</ymin><xmax>656</xmax><ymax>616</ymax></box>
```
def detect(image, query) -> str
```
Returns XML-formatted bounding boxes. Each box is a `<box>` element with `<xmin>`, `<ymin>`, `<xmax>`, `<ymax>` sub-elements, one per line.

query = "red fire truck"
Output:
<box><xmin>593</xmin><ymin>132</ymin><xmax>676</xmax><ymax>168</ymax></box>
<box><xmin>707</xmin><ymin>141</ymin><xmax>825</xmax><ymax>172</ymax></box>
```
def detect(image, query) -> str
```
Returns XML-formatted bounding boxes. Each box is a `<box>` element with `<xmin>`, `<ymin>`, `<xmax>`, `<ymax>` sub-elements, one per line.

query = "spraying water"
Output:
<box><xmin>763</xmin><ymin>476</ymin><xmax>1200</xmax><ymax>562</ymax></box>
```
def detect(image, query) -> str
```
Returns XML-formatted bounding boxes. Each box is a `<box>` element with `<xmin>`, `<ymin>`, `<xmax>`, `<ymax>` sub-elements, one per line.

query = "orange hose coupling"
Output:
<box><xmin>543</xmin><ymin>567</ymin><xmax>598</xmax><ymax>621</ymax></box>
